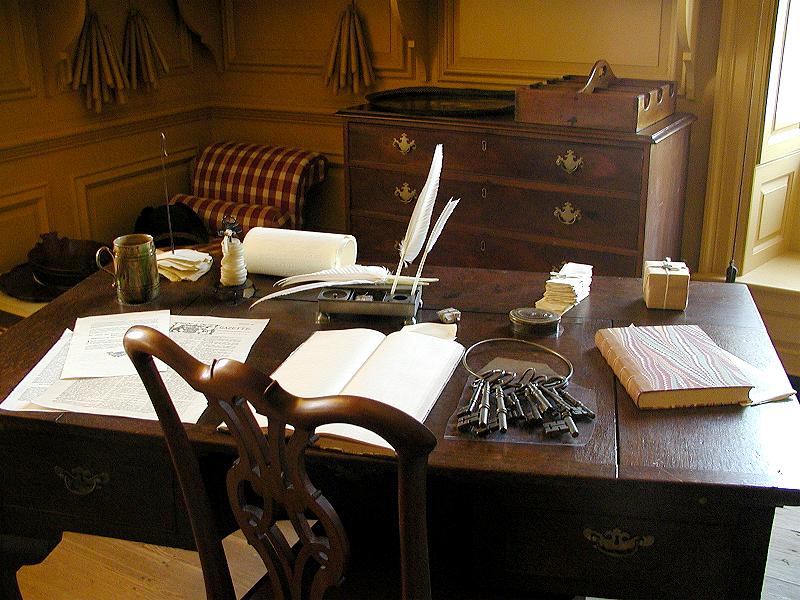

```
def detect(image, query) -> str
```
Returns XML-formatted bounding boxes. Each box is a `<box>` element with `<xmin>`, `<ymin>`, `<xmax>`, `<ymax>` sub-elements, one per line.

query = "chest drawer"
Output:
<box><xmin>347</xmin><ymin>122</ymin><xmax>644</xmax><ymax>194</ymax></box>
<box><xmin>351</xmin><ymin>214</ymin><xmax>637</xmax><ymax>276</ymax></box>
<box><xmin>350</xmin><ymin>167</ymin><xmax>640</xmax><ymax>251</ymax></box>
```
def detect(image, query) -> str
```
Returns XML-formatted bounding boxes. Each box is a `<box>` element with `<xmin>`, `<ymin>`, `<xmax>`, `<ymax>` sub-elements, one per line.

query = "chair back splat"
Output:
<box><xmin>124</xmin><ymin>325</ymin><xmax>436</xmax><ymax>600</ymax></box>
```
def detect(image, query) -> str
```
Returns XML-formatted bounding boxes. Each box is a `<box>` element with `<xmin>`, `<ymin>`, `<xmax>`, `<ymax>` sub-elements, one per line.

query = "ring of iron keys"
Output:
<box><xmin>458</xmin><ymin>337</ymin><xmax>595</xmax><ymax>439</ymax></box>
<box><xmin>457</xmin><ymin>368</ymin><xmax>595</xmax><ymax>438</ymax></box>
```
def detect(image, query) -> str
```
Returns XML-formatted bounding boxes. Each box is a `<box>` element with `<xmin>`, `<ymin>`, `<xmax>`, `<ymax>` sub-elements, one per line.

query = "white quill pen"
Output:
<box><xmin>250</xmin><ymin>280</ymin><xmax>373</xmax><ymax>306</ymax></box>
<box><xmin>275</xmin><ymin>265</ymin><xmax>391</xmax><ymax>287</ymax></box>
<box><xmin>410</xmin><ymin>197</ymin><xmax>459</xmax><ymax>295</ymax></box>
<box><xmin>390</xmin><ymin>143</ymin><xmax>443</xmax><ymax>295</ymax></box>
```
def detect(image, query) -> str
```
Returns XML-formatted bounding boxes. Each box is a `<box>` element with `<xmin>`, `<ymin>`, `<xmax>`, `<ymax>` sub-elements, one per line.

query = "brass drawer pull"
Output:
<box><xmin>554</xmin><ymin>202</ymin><xmax>582</xmax><ymax>225</ymax></box>
<box><xmin>583</xmin><ymin>527</ymin><xmax>654</xmax><ymax>557</ymax></box>
<box><xmin>481</xmin><ymin>187</ymin><xmax>487</xmax><ymax>199</ymax></box>
<box><xmin>394</xmin><ymin>183</ymin><xmax>418</xmax><ymax>204</ymax></box>
<box><xmin>392</xmin><ymin>133</ymin><xmax>416</xmax><ymax>155</ymax></box>
<box><xmin>556</xmin><ymin>149</ymin><xmax>584</xmax><ymax>174</ymax></box>
<box><xmin>55</xmin><ymin>465</ymin><xmax>109</xmax><ymax>496</ymax></box>
<box><xmin>480</xmin><ymin>240</ymin><xmax>486</xmax><ymax>252</ymax></box>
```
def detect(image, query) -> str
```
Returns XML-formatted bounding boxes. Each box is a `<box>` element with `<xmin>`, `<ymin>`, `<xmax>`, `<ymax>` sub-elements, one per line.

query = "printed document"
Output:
<box><xmin>0</xmin><ymin>329</ymin><xmax>71</xmax><ymax>412</ymax></box>
<box><xmin>2</xmin><ymin>315</ymin><xmax>269</xmax><ymax>423</ymax></box>
<box><xmin>61</xmin><ymin>310</ymin><xmax>171</xmax><ymax>379</ymax></box>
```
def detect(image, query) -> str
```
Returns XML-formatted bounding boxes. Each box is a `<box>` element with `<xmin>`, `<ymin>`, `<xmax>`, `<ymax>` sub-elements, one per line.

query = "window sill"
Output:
<box><xmin>738</xmin><ymin>251</ymin><xmax>800</xmax><ymax>293</ymax></box>
<box><xmin>738</xmin><ymin>252</ymin><xmax>800</xmax><ymax>376</ymax></box>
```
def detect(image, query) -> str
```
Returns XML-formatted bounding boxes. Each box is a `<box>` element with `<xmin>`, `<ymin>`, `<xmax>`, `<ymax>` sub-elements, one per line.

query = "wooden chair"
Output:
<box><xmin>123</xmin><ymin>325</ymin><xmax>436</xmax><ymax>600</ymax></box>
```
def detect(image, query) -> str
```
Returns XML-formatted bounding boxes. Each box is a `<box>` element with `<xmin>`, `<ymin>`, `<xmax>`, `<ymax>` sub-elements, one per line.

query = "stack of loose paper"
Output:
<box><xmin>157</xmin><ymin>248</ymin><xmax>213</xmax><ymax>281</ymax></box>
<box><xmin>535</xmin><ymin>262</ymin><xmax>593</xmax><ymax>315</ymax></box>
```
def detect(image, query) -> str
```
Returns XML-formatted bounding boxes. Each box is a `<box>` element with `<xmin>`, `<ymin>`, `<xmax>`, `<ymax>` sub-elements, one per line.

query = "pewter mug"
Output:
<box><xmin>95</xmin><ymin>234</ymin><xmax>160</xmax><ymax>304</ymax></box>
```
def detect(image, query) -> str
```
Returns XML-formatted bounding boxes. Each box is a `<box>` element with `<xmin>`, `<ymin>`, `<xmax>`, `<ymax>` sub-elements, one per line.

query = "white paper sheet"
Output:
<box><xmin>61</xmin><ymin>310</ymin><xmax>171</xmax><ymax>379</ymax></box>
<box><xmin>0</xmin><ymin>329</ymin><xmax>71</xmax><ymax>412</ymax></box>
<box><xmin>4</xmin><ymin>315</ymin><xmax>269</xmax><ymax>423</ymax></box>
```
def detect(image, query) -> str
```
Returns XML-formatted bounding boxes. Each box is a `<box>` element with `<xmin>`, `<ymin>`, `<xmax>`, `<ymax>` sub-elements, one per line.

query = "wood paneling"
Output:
<box><xmin>223</xmin><ymin>0</ymin><xmax>411</xmax><ymax>78</ymax></box>
<box><xmin>743</xmin><ymin>152</ymin><xmax>799</xmax><ymax>272</ymax></box>
<box><xmin>0</xmin><ymin>0</ymin><xmax>36</xmax><ymax>101</ymax></box>
<box><xmin>0</xmin><ymin>185</ymin><xmax>51</xmax><ymax>272</ymax></box>
<box><xmin>440</xmin><ymin>0</ymin><xmax>680</xmax><ymax>84</ymax></box>
<box><xmin>73</xmin><ymin>147</ymin><xmax>196</xmax><ymax>242</ymax></box>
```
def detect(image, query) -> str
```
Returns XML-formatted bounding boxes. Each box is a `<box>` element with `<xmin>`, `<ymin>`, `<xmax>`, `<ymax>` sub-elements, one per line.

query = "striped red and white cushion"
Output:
<box><xmin>172</xmin><ymin>194</ymin><xmax>288</xmax><ymax>237</ymax></box>
<box><xmin>192</xmin><ymin>142</ymin><xmax>326</xmax><ymax>229</ymax></box>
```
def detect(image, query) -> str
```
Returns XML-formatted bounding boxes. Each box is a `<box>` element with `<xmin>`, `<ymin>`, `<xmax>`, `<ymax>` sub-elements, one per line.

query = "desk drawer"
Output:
<box><xmin>350</xmin><ymin>167</ymin><xmax>640</xmax><ymax>251</ymax></box>
<box><xmin>347</xmin><ymin>122</ymin><xmax>644</xmax><ymax>193</ymax></box>
<box><xmin>350</xmin><ymin>214</ymin><xmax>637</xmax><ymax>276</ymax></box>
<box><xmin>478</xmin><ymin>509</ymin><xmax>735</xmax><ymax>598</ymax></box>
<box><xmin>2</xmin><ymin>430</ymin><xmax>175</xmax><ymax>535</ymax></box>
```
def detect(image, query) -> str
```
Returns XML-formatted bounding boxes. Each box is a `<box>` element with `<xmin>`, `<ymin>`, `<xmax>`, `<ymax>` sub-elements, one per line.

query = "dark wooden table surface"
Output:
<box><xmin>1</xmin><ymin>265</ymin><xmax>798</xmax><ymax>599</ymax></box>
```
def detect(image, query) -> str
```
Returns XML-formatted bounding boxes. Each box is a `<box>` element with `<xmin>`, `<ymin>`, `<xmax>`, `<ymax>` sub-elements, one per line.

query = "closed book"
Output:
<box><xmin>595</xmin><ymin>324</ymin><xmax>757</xmax><ymax>409</ymax></box>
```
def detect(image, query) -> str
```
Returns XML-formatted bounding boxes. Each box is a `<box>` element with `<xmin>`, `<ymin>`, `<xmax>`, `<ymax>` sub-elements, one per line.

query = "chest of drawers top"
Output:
<box><xmin>340</xmin><ymin>105</ymin><xmax>692</xmax><ymax>163</ymax></box>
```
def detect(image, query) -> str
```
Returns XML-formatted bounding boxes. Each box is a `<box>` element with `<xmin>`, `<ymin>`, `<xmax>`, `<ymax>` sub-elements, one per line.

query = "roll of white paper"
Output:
<box><xmin>243</xmin><ymin>228</ymin><xmax>357</xmax><ymax>277</ymax></box>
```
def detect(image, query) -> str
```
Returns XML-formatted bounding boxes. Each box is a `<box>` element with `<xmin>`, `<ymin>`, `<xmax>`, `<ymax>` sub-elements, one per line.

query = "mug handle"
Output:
<box><xmin>95</xmin><ymin>246</ymin><xmax>116</xmax><ymax>282</ymax></box>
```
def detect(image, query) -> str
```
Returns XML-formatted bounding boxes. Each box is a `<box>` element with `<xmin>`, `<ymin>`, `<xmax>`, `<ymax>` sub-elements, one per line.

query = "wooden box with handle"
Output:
<box><xmin>515</xmin><ymin>60</ymin><xmax>676</xmax><ymax>132</ymax></box>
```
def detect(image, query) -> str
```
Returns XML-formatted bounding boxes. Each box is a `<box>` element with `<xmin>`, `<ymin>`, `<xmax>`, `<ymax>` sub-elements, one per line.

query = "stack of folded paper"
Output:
<box><xmin>156</xmin><ymin>248</ymin><xmax>213</xmax><ymax>282</ymax></box>
<box><xmin>534</xmin><ymin>262</ymin><xmax>593</xmax><ymax>314</ymax></box>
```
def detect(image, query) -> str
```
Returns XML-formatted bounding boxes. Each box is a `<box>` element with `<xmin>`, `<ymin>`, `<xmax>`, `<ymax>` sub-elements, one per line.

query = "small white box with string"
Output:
<box><xmin>643</xmin><ymin>258</ymin><xmax>690</xmax><ymax>310</ymax></box>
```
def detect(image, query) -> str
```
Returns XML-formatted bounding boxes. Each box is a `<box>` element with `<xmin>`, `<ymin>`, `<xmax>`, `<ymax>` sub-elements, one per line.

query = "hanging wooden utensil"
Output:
<box><xmin>123</xmin><ymin>9</ymin><xmax>169</xmax><ymax>91</ymax></box>
<box><xmin>324</xmin><ymin>3</ymin><xmax>375</xmax><ymax>95</ymax></box>
<box><xmin>69</xmin><ymin>12</ymin><xmax>128</xmax><ymax>113</ymax></box>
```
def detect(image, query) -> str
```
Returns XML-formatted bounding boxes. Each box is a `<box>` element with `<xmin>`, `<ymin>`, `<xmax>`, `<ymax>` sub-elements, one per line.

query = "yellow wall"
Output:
<box><xmin>0</xmin><ymin>0</ymin><xmax>722</xmax><ymax>274</ymax></box>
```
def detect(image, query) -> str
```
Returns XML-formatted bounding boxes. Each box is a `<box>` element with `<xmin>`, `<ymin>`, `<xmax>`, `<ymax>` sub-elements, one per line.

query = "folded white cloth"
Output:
<box><xmin>157</xmin><ymin>248</ymin><xmax>213</xmax><ymax>282</ymax></box>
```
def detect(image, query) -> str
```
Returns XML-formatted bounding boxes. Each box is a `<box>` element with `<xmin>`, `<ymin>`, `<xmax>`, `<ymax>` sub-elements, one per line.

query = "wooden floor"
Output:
<box><xmin>15</xmin><ymin>506</ymin><xmax>800</xmax><ymax>599</ymax></box>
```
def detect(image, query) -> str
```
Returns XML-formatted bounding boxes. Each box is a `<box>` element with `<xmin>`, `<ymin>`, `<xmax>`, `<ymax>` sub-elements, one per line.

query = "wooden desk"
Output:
<box><xmin>1</xmin><ymin>267</ymin><xmax>799</xmax><ymax>599</ymax></box>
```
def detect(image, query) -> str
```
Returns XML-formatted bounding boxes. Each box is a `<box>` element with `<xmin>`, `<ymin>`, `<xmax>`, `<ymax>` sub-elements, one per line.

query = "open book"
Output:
<box><xmin>270</xmin><ymin>326</ymin><xmax>464</xmax><ymax>451</ymax></box>
<box><xmin>595</xmin><ymin>324</ymin><xmax>796</xmax><ymax>409</ymax></box>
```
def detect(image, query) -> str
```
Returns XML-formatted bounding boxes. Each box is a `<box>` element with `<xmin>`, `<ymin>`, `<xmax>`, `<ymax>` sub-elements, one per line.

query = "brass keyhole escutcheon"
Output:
<box><xmin>556</xmin><ymin>149</ymin><xmax>584</xmax><ymax>174</ymax></box>
<box><xmin>554</xmin><ymin>202</ymin><xmax>582</xmax><ymax>225</ymax></box>
<box><xmin>392</xmin><ymin>133</ymin><xmax>416</xmax><ymax>155</ymax></box>
<box><xmin>394</xmin><ymin>183</ymin><xmax>418</xmax><ymax>204</ymax></box>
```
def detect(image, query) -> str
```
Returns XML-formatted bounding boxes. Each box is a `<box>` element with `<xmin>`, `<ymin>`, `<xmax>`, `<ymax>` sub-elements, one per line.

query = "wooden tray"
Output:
<box><xmin>365</xmin><ymin>86</ymin><xmax>515</xmax><ymax>117</ymax></box>
<box><xmin>515</xmin><ymin>60</ymin><xmax>676</xmax><ymax>132</ymax></box>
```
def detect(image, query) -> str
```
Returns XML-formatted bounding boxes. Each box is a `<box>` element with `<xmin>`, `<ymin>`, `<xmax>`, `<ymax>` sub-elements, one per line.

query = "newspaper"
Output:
<box><xmin>61</xmin><ymin>311</ymin><xmax>171</xmax><ymax>379</ymax></box>
<box><xmin>1</xmin><ymin>315</ymin><xmax>269</xmax><ymax>423</ymax></box>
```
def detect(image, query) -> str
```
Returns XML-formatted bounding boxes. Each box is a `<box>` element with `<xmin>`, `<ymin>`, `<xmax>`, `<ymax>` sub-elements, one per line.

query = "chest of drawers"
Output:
<box><xmin>339</xmin><ymin>107</ymin><xmax>694</xmax><ymax>276</ymax></box>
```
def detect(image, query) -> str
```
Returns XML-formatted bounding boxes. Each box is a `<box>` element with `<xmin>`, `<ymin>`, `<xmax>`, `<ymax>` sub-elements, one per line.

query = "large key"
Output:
<box><xmin>494</xmin><ymin>386</ymin><xmax>508</xmax><ymax>433</ymax></box>
<box><xmin>458</xmin><ymin>378</ymin><xmax>485</xmax><ymax>417</ymax></box>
